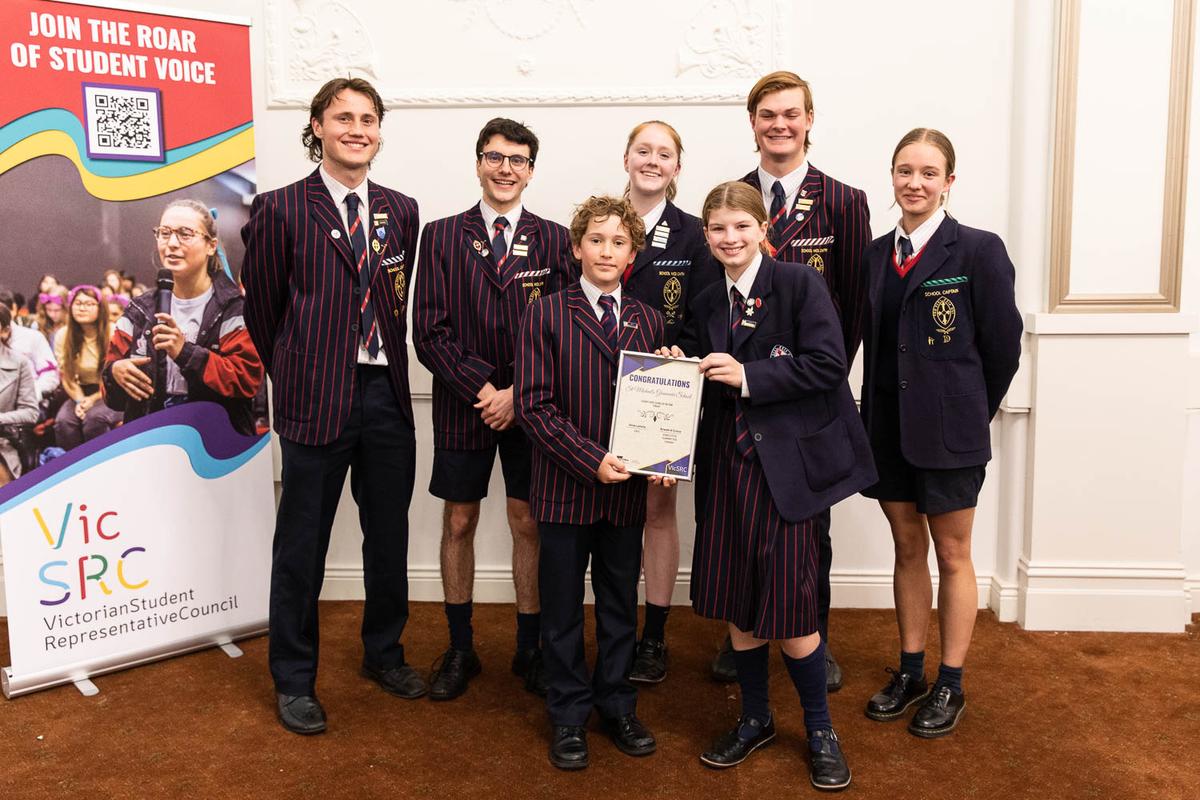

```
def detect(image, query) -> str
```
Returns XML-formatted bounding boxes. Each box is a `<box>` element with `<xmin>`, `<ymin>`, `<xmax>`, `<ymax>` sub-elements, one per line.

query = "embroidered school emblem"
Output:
<box><xmin>932</xmin><ymin>296</ymin><xmax>957</xmax><ymax>334</ymax></box>
<box><xmin>393</xmin><ymin>269</ymin><xmax>407</xmax><ymax>303</ymax></box>
<box><xmin>807</xmin><ymin>253</ymin><xmax>825</xmax><ymax>274</ymax></box>
<box><xmin>663</xmin><ymin>276</ymin><xmax>682</xmax><ymax>307</ymax></box>
<box><xmin>770</xmin><ymin>344</ymin><xmax>792</xmax><ymax>358</ymax></box>
<box><xmin>527</xmin><ymin>286</ymin><xmax>541</xmax><ymax>303</ymax></box>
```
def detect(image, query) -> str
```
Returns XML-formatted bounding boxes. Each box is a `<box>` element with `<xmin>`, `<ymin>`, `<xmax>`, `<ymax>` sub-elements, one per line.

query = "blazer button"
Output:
<box><xmin>900</xmin><ymin>380</ymin><xmax>909</xmax><ymax>390</ymax></box>
<box><xmin>753</xmin><ymin>433</ymin><xmax>762</xmax><ymax>442</ymax></box>
<box><xmin>898</xmin><ymin>344</ymin><xmax>907</xmax><ymax>353</ymax></box>
<box><xmin>351</xmin><ymin>323</ymin><xmax>358</xmax><ymax>332</ymax></box>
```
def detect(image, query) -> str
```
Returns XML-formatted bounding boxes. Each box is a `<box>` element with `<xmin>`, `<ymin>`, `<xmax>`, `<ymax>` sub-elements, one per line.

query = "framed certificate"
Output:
<box><xmin>609</xmin><ymin>351</ymin><xmax>705</xmax><ymax>481</ymax></box>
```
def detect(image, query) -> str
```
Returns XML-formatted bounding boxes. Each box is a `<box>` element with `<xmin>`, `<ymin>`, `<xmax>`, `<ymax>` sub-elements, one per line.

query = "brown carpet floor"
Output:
<box><xmin>1</xmin><ymin>603</ymin><xmax>1196</xmax><ymax>799</ymax></box>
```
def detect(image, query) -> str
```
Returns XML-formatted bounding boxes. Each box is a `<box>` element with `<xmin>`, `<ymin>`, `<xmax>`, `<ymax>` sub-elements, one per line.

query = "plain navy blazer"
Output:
<box><xmin>621</xmin><ymin>200</ymin><xmax>721</xmax><ymax>346</ymax></box>
<box><xmin>241</xmin><ymin>169</ymin><xmax>419</xmax><ymax>446</ymax></box>
<box><xmin>860</xmin><ymin>216</ymin><xmax>1023</xmax><ymax>469</ymax></box>
<box><xmin>413</xmin><ymin>204</ymin><xmax>572</xmax><ymax>450</ymax></box>
<box><xmin>515</xmin><ymin>283</ymin><xmax>665</xmax><ymax>527</ymax></box>
<box><xmin>680</xmin><ymin>257</ymin><xmax>877</xmax><ymax>523</ymax></box>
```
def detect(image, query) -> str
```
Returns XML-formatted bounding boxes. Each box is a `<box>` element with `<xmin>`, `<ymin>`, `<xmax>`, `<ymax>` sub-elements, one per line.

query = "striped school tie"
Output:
<box><xmin>769</xmin><ymin>180</ymin><xmax>787</xmax><ymax>244</ymax></box>
<box><xmin>728</xmin><ymin>286</ymin><xmax>754</xmax><ymax>457</ymax></box>
<box><xmin>345</xmin><ymin>192</ymin><xmax>379</xmax><ymax>358</ymax></box>
<box><xmin>492</xmin><ymin>216</ymin><xmax>509</xmax><ymax>269</ymax></box>
<box><xmin>598</xmin><ymin>294</ymin><xmax>618</xmax><ymax>351</ymax></box>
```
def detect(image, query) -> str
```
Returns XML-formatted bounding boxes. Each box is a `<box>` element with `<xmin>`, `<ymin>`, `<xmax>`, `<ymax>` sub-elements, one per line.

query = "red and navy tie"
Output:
<box><xmin>345</xmin><ymin>193</ymin><xmax>379</xmax><ymax>358</ymax></box>
<box><xmin>728</xmin><ymin>286</ymin><xmax>753</xmax><ymax>457</ymax></box>
<box><xmin>491</xmin><ymin>216</ymin><xmax>509</xmax><ymax>269</ymax></box>
<box><xmin>769</xmin><ymin>180</ymin><xmax>787</xmax><ymax>245</ymax></box>
<box><xmin>598</xmin><ymin>294</ymin><xmax>618</xmax><ymax>351</ymax></box>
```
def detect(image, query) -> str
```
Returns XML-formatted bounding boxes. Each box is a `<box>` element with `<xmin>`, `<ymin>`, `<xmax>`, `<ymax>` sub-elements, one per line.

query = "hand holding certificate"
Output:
<box><xmin>609</xmin><ymin>351</ymin><xmax>705</xmax><ymax>481</ymax></box>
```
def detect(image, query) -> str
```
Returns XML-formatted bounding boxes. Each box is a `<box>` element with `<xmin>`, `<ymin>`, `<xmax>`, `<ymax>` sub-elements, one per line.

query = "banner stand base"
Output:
<box><xmin>219</xmin><ymin>643</ymin><xmax>243</xmax><ymax>659</ymax></box>
<box><xmin>73</xmin><ymin>678</ymin><xmax>99</xmax><ymax>697</ymax></box>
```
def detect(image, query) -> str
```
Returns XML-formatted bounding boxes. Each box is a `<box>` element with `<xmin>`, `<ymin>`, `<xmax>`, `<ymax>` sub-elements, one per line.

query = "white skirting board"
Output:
<box><xmin>3</xmin><ymin>570</ymin><xmax>1193</xmax><ymax>627</ymax></box>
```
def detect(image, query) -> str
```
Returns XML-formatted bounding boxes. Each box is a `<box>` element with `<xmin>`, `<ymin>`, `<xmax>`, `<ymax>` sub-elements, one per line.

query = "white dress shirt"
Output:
<box><xmin>758</xmin><ymin>161</ymin><xmax>809</xmax><ymax>218</ymax></box>
<box><xmin>480</xmin><ymin>200</ymin><xmax>523</xmax><ymax>251</ymax></box>
<box><xmin>723</xmin><ymin>251</ymin><xmax>763</xmax><ymax>397</ymax></box>
<box><xmin>894</xmin><ymin>208</ymin><xmax>946</xmax><ymax>261</ymax></box>
<box><xmin>579</xmin><ymin>275</ymin><xmax>621</xmax><ymax>323</ymax></box>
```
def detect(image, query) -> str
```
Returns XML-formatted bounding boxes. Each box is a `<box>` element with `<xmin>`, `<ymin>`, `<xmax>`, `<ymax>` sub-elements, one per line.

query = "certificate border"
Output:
<box><xmin>609</xmin><ymin>350</ymin><xmax>705</xmax><ymax>482</ymax></box>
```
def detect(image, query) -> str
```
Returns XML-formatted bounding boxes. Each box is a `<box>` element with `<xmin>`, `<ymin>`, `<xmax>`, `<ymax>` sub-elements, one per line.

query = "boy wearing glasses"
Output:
<box><xmin>413</xmin><ymin>118</ymin><xmax>573</xmax><ymax>701</ymax></box>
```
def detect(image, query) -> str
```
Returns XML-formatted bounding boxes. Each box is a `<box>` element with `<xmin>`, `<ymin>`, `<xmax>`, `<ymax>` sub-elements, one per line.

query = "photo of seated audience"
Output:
<box><xmin>53</xmin><ymin>285</ymin><xmax>121</xmax><ymax>450</ymax></box>
<box><xmin>0</xmin><ymin>304</ymin><xmax>40</xmax><ymax>486</ymax></box>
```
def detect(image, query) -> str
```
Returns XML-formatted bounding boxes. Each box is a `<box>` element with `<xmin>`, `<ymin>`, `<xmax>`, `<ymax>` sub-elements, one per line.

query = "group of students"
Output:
<box><xmin>235</xmin><ymin>70</ymin><xmax>1023</xmax><ymax>792</ymax></box>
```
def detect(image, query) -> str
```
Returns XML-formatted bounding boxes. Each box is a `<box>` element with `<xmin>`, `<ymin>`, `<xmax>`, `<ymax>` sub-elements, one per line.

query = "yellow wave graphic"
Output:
<box><xmin>0</xmin><ymin>128</ymin><xmax>254</xmax><ymax>200</ymax></box>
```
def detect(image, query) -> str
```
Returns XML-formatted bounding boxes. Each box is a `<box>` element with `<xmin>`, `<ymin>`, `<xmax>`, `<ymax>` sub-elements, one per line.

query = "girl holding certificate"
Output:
<box><xmin>859</xmin><ymin>129</ymin><xmax>1021</xmax><ymax>737</ymax></box>
<box><xmin>672</xmin><ymin>181</ymin><xmax>875</xmax><ymax>790</ymax></box>
<box><xmin>620</xmin><ymin>120</ymin><xmax>720</xmax><ymax>684</ymax></box>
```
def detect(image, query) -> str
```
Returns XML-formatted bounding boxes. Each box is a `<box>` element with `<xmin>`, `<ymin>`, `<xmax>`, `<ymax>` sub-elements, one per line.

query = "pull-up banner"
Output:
<box><xmin>0</xmin><ymin>1</ymin><xmax>268</xmax><ymax>699</ymax></box>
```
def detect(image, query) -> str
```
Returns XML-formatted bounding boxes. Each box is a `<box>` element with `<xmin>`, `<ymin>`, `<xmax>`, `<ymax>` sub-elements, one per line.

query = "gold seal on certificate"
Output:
<box><xmin>609</xmin><ymin>351</ymin><xmax>705</xmax><ymax>481</ymax></box>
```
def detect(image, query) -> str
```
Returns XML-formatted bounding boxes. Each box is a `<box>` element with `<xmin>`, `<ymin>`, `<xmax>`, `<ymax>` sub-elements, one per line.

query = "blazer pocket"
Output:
<box><xmin>798</xmin><ymin>418</ymin><xmax>854</xmax><ymax>492</ymax></box>
<box><xmin>273</xmin><ymin>346</ymin><xmax>317</xmax><ymax>422</ymax></box>
<box><xmin>916</xmin><ymin>280</ymin><xmax>974</xmax><ymax>361</ymax></box>
<box><xmin>940</xmin><ymin>391</ymin><xmax>990</xmax><ymax>453</ymax></box>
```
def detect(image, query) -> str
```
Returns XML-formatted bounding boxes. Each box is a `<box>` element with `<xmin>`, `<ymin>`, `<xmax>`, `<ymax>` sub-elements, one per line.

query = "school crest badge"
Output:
<box><xmin>770</xmin><ymin>344</ymin><xmax>792</xmax><ymax>358</ymax></box>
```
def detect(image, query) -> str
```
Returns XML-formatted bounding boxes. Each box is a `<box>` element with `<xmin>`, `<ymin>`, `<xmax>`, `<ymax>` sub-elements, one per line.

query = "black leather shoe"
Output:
<box><xmin>549</xmin><ymin>726</ymin><xmax>589</xmax><ymax>770</ymax></box>
<box><xmin>629</xmin><ymin>638</ymin><xmax>668</xmax><ymax>684</ymax></box>
<box><xmin>428</xmin><ymin>647</ymin><xmax>482</xmax><ymax>701</ymax></box>
<box><xmin>276</xmin><ymin>693</ymin><xmax>326</xmax><ymax>735</ymax></box>
<box><xmin>865</xmin><ymin>668</ymin><xmax>930</xmax><ymax>721</ymax></box>
<box><xmin>512</xmin><ymin>648</ymin><xmax>548</xmax><ymax>697</ymax></box>
<box><xmin>908</xmin><ymin>685</ymin><xmax>966</xmax><ymax>738</ymax></box>
<box><xmin>699</xmin><ymin>715</ymin><xmax>776</xmax><ymax>768</ymax></box>
<box><xmin>602</xmin><ymin>713</ymin><xmax>656</xmax><ymax>756</ymax></box>
<box><xmin>710</xmin><ymin>634</ymin><xmax>737</xmax><ymax>682</ymax></box>
<box><xmin>808</xmin><ymin>729</ymin><xmax>852</xmax><ymax>791</ymax></box>
<box><xmin>361</xmin><ymin>663</ymin><xmax>427</xmax><ymax>699</ymax></box>
<box><xmin>825</xmin><ymin>648</ymin><xmax>843</xmax><ymax>692</ymax></box>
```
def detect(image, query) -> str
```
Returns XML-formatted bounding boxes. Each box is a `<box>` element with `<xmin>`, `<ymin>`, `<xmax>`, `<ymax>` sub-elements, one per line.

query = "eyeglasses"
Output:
<box><xmin>152</xmin><ymin>225</ymin><xmax>208</xmax><ymax>243</ymax></box>
<box><xmin>478</xmin><ymin>151</ymin><xmax>532</xmax><ymax>171</ymax></box>
<box><xmin>72</xmin><ymin>299</ymin><xmax>99</xmax><ymax>310</ymax></box>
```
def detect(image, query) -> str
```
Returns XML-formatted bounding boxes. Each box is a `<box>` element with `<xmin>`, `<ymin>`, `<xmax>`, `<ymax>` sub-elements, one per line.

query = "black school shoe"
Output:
<box><xmin>602</xmin><ymin>713</ymin><xmax>657</xmax><ymax>756</ymax></box>
<box><xmin>512</xmin><ymin>648</ymin><xmax>548</xmax><ymax>697</ymax></box>
<box><xmin>629</xmin><ymin>638</ymin><xmax>668</xmax><ymax>684</ymax></box>
<box><xmin>710</xmin><ymin>634</ymin><xmax>737</xmax><ymax>682</ymax></box>
<box><xmin>549</xmin><ymin>726</ymin><xmax>588</xmax><ymax>770</ymax></box>
<box><xmin>808</xmin><ymin>729</ymin><xmax>852</xmax><ymax>791</ymax></box>
<box><xmin>825</xmin><ymin>648</ymin><xmax>843</xmax><ymax>692</ymax></box>
<box><xmin>275</xmin><ymin>693</ymin><xmax>326</xmax><ymax>735</ymax></box>
<box><xmin>699</xmin><ymin>715</ymin><xmax>776</xmax><ymax>768</ymax></box>
<box><xmin>908</xmin><ymin>685</ymin><xmax>966</xmax><ymax>738</ymax></box>
<box><xmin>865</xmin><ymin>668</ymin><xmax>931</xmax><ymax>721</ymax></box>
<box><xmin>428</xmin><ymin>647</ymin><xmax>482</xmax><ymax>701</ymax></box>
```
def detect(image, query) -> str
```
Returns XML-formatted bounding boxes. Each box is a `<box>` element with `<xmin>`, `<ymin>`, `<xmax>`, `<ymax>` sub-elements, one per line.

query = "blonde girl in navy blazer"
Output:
<box><xmin>859</xmin><ymin>128</ymin><xmax>1022</xmax><ymax>738</ymax></box>
<box><xmin>619</xmin><ymin>120</ymin><xmax>721</xmax><ymax>684</ymax></box>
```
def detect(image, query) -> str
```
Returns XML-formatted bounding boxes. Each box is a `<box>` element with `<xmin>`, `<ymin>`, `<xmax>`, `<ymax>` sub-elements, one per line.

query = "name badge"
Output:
<box><xmin>739</xmin><ymin>320</ymin><xmax>757</xmax><ymax>329</ymax></box>
<box><xmin>622</xmin><ymin>320</ymin><xmax>639</xmax><ymax>330</ymax></box>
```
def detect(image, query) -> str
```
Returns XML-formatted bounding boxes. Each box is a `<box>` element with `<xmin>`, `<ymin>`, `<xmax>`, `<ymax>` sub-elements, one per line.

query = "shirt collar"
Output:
<box><xmin>895</xmin><ymin>208</ymin><xmax>947</xmax><ymax>255</ymax></box>
<box><xmin>480</xmin><ymin>199</ymin><xmax>523</xmax><ymax>233</ymax></box>
<box><xmin>641</xmin><ymin>198</ymin><xmax>668</xmax><ymax>235</ymax></box>
<box><xmin>579</xmin><ymin>275</ymin><xmax>621</xmax><ymax>313</ymax></box>
<box><xmin>724</xmin><ymin>251</ymin><xmax>764</xmax><ymax>303</ymax></box>
<box><xmin>320</xmin><ymin>164</ymin><xmax>368</xmax><ymax>216</ymax></box>
<box><xmin>758</xmin><ymin>161</ymin><xmax>809</xmax><ymax>205</ymax></box>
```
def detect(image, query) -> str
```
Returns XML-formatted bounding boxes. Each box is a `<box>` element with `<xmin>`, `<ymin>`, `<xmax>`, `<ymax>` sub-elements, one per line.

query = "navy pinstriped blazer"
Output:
<box><xmin>741</xmin><ymin>165</ymin><xmax>871</xmax><ymax>362</ymax></box>
<box><xmin>680</xmin><ymin>257</ymin><xmax>876</xmax><ymax>523</ymax></box>
<box><xmin>241</xmin><ymin>169</ymin><xmax>419</xmax><ymax>446</ymax></box>
<box><xmin>413</xmin><ymin>205</ymin><xmax>572</xmax><ymax>450</ymax></box>
<box><xmin>622</xmin><ymin>200</ymin><xmax>721</xmax><ymax>346</ymax></box>
<box><xmin>860</xmin><ymin>217</ymin><xmax>1022</xmax><ymax>469</ymax></box>
<box><xmin>515</xmin><ymin>284</ymin><xmax>665</xmax><ymax>526</ymax></box>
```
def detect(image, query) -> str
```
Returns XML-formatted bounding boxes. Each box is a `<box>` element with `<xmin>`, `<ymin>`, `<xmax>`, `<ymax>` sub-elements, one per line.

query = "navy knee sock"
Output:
<box><xmin>935</xmin><ymin>663</ymin><xmax>963</xmax><ymax>693</ymax></box>
<box><xmin>516</xmin><ymin>611</ymin><xmax>540</xmax><ymax>652</ymax></box>
<box><xmin>445</xmin><ymin>600</ymin><xmax>473</xmax><ymax>651</ymax></box>
<box><xmin>732</xmin><ymin>643</ymin><xmax>771</xmax><ymax>727</ymax></box>
<box><xmin>642</xmin><ymin>603</ymin><xmax>670</xmax><ymax>642</ymax></box>
<box><xmin>900</xmin><ymin>649</ymin><xmax>925</xmax><ymax>679</ymax></box>
<box><xmin>782</xmin><ymin>642</ymin><xmax>832</xmax><ymax>736</ymax></box>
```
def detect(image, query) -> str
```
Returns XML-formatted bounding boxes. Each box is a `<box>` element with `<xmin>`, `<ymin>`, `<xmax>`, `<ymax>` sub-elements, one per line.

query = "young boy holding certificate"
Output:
<box><xmin>514</xmin><ymin>195</ymin><xmax>665</xmax><ymax>771</ymax></box>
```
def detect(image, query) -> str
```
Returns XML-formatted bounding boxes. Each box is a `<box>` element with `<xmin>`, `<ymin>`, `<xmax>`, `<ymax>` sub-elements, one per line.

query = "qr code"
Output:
<box><xmin>82</xmin><ymin>83</ymin><xmax>164</xmax><ymax>162</ymax></box>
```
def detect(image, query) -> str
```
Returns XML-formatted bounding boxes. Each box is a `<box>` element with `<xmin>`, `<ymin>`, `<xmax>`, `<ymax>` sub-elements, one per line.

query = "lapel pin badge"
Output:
<box><xmin>473</xmin><ymin>240</ymin><xmax>483</xmax><ymax>252</ymax></box>
<box><xmin>331</xmin><ymin>229</ymin><xmax>342</xmax><ymax>239</ymax></box>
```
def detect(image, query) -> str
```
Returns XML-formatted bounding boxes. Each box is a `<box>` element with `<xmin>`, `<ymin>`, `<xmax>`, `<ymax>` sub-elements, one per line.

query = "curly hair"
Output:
<box><xmin>568</xmin><ymin>195</ymin><xmax>646</xmax><ymax>252</ymax></box>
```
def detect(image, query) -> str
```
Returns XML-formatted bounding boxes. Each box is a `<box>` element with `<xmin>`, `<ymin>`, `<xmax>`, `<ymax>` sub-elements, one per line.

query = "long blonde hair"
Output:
<box><xmin>623</xmin><ymin>120</ymin><xmax>684</xmax><ymax>202</ymax></box>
